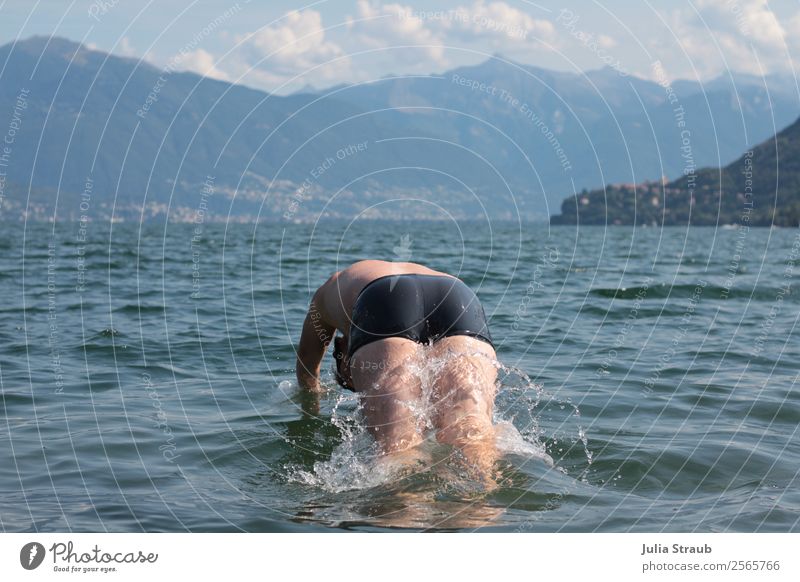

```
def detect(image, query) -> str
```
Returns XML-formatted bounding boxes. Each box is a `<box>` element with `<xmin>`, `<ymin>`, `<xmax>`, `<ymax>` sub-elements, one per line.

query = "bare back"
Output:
<box><xmin>317</xmin><ymin>260</ymin><xmax>455</xmax><ymax>336</ymax></box>
<box><xmin>295</xmin><ymin>260</ymin><xmax>452</xmax><ymax>391</ymax></box>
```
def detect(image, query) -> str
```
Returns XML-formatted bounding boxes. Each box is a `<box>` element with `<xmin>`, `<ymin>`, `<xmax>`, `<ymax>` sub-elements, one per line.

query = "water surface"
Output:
<box><xmin>1</xmin><ymin>221</ymin><xmax>798</xmax><ymax>532</ymax></box>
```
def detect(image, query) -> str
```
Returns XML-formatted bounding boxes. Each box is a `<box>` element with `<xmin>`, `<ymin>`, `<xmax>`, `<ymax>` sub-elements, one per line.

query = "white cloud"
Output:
<box><xmin>229</xmin><ymin>9</ymin><xmax>352</xmax><ymax>91</ymax></box>
<box><xmin>778</xmin><ymin>11</ymin><xmax>800</xmax><ymax>59</ymax></box>
<box><xmin>153</xmin><ymin>9</ymin><xmax>352</xmax><ymax>93</ymax></box>
<box><xmin>647</xmin><ymin>0</ymin><xmax>793</xmax><ymax>80</ymax></box>
<box><xmin>178</xmin><ymin>48</ymin><xmax>230</xmax><ymax>82</ymax></box>
<box><xmin>118</xmin><ymin>36</ymin><xmax>137</xmax><ymax>58</ymax></box>
<box><xmin>696</xmin><ymin>0</ymin><xmax>786</xmax><ymax>52</ymax></box>
<box><xmin>239</xmin><ymin>10</ymin><xmax>348</xmax><ymax>74</ymax></box>
<box><xmin>596</xmin><ymin>34</ymin><xmax>616</xmax><ymax>50</ymax></box>
<box><xmin>154</xmin><ymin>2</ymin><xmax>561</xmax><ymax>92</ymax></box>
<box><xmin>347</xmin><ymin>0</ymin><xmax>447</xmax><ymax>65</ymax></box>
<box><xmin>447</xmin><ymin>0</ymin><xmax>557</xmax><ymax>46</ymax></box>
<box><xmin>345</xmin><ymin>0</ymin><xmax>557</xmax><ymax>68</ymax></box>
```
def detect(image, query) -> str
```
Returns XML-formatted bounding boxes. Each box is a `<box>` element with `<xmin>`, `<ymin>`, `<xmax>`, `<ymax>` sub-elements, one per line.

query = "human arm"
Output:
<box><xmin>295</xmin><ymin>288</ymin><xmax>336</xmax><ymax>393</ymax></box>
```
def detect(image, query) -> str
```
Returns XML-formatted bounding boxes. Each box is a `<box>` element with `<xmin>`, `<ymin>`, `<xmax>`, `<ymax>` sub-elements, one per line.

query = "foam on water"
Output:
<box><xmin>287</xmin><ymin>391</ymin><xmax>391</xmax><ymax>492</ymax></box>
<box><xmin>285</xmin><ymin>349</ymin><xmax>590</xmax><ymax>493</ymax></box>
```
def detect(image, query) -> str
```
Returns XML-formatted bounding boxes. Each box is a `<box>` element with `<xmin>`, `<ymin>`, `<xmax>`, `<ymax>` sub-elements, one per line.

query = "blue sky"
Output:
<box><xmin>1</xmin><ymin>0</ymin><xmax>799</xmax><ymax>93</ymax></box>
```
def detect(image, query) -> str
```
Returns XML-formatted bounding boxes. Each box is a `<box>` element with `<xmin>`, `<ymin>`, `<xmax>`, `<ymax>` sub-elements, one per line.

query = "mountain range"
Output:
<box><xmin>0</xmin><ymin>36</ymin><xmax>798</xmax><ymax>222</ymax></box>
<box><xmin>550</xmin><ymin>113</ymin><xmax>800</xmax><ymax>226</ymax></box>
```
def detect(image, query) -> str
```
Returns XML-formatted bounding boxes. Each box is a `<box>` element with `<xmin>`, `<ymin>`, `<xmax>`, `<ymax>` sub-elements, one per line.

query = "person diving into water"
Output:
<box><xmin>295</xmin><ymin>260</ymin><xmax>498</xmax><ymax>477</ymax></box>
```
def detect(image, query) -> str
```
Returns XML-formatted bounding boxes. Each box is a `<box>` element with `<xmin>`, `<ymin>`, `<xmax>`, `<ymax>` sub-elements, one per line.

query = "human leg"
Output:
<box><xmin>349</xmin><ymin>337</ymin><xmax>424</xmax><ymax>454</ymax></box>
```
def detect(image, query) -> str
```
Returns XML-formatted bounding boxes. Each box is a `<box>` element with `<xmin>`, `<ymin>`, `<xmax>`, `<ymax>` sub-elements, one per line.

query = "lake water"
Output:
<box><xmin>1</xmin><ymin>221</ymin><xmax>798</xmax><ymax>532</ymax></box>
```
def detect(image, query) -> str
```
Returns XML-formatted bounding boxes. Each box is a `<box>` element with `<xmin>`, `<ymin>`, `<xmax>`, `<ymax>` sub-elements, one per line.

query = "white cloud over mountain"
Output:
<box><xmin>161</xmin><ymin>0</ymin><xmax>800</xmax><ymax>93</ymax></box>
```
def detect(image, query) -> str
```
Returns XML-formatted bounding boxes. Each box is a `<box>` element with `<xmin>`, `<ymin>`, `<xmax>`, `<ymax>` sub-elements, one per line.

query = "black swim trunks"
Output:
<box><xmin>346</xmin><ymin>273</ymin><xmax>494</xmax><ymax>360</ymax></box>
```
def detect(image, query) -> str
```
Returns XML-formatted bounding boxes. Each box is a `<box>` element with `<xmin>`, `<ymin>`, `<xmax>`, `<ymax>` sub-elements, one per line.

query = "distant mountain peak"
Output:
<box><xmin>1</xmin><ymin>35</ymin><xmax>798</xmax><ymax>224</ymax></box>
<box><xmin>9</xmin><ymin>35</ymin><xmax>87</xmax><ymax>55</ymax></box>
<box><xmin>0</xmin><ymin>35</ymin><xmax>105</xmax><ymax>70</ymax></box>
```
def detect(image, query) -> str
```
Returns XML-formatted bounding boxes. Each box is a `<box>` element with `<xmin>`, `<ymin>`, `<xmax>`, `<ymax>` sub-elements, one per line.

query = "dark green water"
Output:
<box><xmin>1</xmin><ymin>221</ymin><xmax>798</xmax><ymax>531</ymax></box>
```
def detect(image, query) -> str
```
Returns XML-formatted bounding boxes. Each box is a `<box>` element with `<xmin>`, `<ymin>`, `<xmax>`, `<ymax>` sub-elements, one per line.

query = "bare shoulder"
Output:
<box><xmin>313</xmin><ymin>265</ymin><xmax>360</xmax><ymax>330</ymax></box>
<box><xmin>313</xmin><ymin>269</ymin><xmax>341</xmax><ymax>307</ymax></box>
<box><xmin>315</xmin><ymin>260</ymin><xmax>455</xmax><ymax>329</ymax></box>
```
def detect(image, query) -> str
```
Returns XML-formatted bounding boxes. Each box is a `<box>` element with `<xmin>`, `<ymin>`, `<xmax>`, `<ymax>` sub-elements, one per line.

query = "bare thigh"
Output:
<box><xmin>429</xmin><ymin>336</ymin><xmax>498</xmax><ymax>455</ymax></box>
<box><xmin>349</xmin><ymin>338</ymin><xmax>423</xmax><ymax>453</ymax></box>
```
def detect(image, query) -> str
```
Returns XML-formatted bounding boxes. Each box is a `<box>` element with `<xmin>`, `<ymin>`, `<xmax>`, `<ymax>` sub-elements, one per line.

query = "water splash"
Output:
<box><xmin>578</xmin><ymin>426</ymin><xmax>593</xmax><ymax>465</ymax></box>
<box><xmin>287</xmin><ymin>391</ymin><xmax>384</xmax><ymax>492</ymax></box>
<box><xmin>285</xmin><ymin>348</ymin><xmax>592</xmax><ymax>493</ymax></box>
<box><xmin>491</xmin><ymin>360</ymin><xmax>594</xmax><ymax>474</ymax></box>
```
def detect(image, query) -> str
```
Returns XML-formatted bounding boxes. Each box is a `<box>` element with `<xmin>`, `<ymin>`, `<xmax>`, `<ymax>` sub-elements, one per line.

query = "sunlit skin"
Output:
<box><xmin>295</xmin><ymin>260</ymin><xmax>499</xmax><ymax>479</ymax></box>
